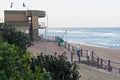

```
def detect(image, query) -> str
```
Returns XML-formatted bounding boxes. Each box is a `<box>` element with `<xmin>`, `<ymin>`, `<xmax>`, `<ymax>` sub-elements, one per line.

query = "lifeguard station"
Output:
<box><xmin>4</xmin><ymin>10</ymin><xmax>46</xmax><ymax>41</ymax></box>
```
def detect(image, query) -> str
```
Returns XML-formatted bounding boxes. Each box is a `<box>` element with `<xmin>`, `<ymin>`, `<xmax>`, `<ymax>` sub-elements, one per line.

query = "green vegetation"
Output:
<box><xmin>31</xmin><ymin>53</ymin><xmax>81</xmax><ymax>80</ymax></box>
<box><xmin>0</xmin><ymin>23</ymin><xmax>81</xmax><ymax>80</ymax></box>
<box><xmin>0</xmin><ymin>23</ymin><xmax>31</xmax><ymax>53</ymax></box>
<box><xmin>0</xmin><ymin>38</ymin><xmax>51</xmax><ymax>80</ymax></box>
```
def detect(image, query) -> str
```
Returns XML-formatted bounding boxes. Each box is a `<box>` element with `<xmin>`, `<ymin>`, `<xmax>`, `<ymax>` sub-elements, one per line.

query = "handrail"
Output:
<box><xmin>62</xmin><ymin>41</ymin><xmax>120</xmax><ymax>74</ymax></box>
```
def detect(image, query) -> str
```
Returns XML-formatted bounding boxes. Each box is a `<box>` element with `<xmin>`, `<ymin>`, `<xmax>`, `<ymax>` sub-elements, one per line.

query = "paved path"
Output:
<box><xmin>27</xmin><ymin>42</ymin><xmax>66</xmax><ymax>56</ymax></box>
<box><xmin>27</xmin><ymin>42</ymin><xmax>120</xmax><ymax>80</ymax></box>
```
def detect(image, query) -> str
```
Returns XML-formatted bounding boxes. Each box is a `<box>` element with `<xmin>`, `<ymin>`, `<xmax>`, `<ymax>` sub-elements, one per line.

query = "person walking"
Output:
<box><xmin>76</xmin><ymin>44</ymin><xmax>81</xmax><ymax>57</ymax></box>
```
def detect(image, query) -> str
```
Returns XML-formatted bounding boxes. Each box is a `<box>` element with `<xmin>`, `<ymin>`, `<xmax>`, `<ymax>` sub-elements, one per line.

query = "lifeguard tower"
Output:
<box><xmin>4</xmin><ymin>10</ymin><xmax>46</xmax><ymax>41</ymax></box>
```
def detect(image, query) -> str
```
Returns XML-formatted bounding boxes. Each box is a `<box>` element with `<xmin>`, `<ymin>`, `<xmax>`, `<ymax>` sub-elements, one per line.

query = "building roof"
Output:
<box><xmin>4</xmin><ymin>10</ymin><xmax>46</xmax><ymax>17</ymax></box>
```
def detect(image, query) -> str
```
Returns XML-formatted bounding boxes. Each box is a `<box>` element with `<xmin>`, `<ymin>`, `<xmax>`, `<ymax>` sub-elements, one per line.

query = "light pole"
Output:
<box><xmin>46</xmin><ymin>14</ymin><xmax>48</xmax><ymax>39</ymax></box>
<box><xmin>44</xmin><ymin>14</ymin><xmax>48</xmax><ymax>55</ymax></box>
<box><xmin>65</xmin><ymin>30</ymin><xmax>68</xmax><ymax>42</ymax></box>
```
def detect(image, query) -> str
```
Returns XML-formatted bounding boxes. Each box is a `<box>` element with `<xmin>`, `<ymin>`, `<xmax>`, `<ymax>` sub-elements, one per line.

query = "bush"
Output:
<box><xmin>0</xmin><ymin>23</ymin><xmax>31</xmax><ymax>53</ymax></box>
<box><xmin>0</xmin><ymin>41</ymin><xmax>51</xmax><ymax>80</ymax></box>
<box><xmin>31</xmin><ymin>53</ymin><xmax>81</xmax><ymax>80</ymax></box>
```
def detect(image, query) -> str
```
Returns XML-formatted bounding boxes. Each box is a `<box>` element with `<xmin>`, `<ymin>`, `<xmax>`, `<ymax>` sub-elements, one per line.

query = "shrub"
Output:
<box><xmin>0</xmin><ymin>41</ymin><xmax>51</xmax><ymax>80</ymax></box>
<box><xmin>0</xmin><ymin>23</ymin><xmax>31</xmax><ymax>53</ymax></box>
<box><xmin>31</xmin><ymin>53</ymin><xmax>81</xmax><ymax>80</ymax></box>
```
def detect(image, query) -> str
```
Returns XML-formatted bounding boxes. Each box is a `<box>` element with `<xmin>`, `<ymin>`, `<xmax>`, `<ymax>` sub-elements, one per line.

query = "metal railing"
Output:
<box><xmin>63</xmin><ymin>41</ymin><xmax>120</xmax><ymax>74</ymax></box>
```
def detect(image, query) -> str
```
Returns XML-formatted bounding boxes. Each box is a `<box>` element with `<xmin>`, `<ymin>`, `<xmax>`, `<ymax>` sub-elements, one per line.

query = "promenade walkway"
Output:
<box><xmin>27</xmin><ymin>41</ymin><xmax>120</xmax><ymax>80</ymax></box>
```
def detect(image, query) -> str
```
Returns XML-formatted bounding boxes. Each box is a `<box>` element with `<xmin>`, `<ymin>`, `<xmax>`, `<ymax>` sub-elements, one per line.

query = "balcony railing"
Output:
<box><xmin>38</xmin><ymin>22</ymin><xmax>47</xmax><ymax>29</ymax></box>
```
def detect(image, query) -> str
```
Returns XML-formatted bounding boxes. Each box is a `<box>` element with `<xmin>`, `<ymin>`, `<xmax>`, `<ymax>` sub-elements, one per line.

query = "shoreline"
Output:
<box><xmin>27</xmin><ymin>41</ymin><xmax>120</xmax><ymax>77</ymax></box>
<box><xmin>28</xmin><ymin>41</ymin><xmax>120</xmax><ymax>63</ymax></box>
<box><xmin>68</xmin><ymin>41</ymin><xmax>120</xmax><ymax>50</ymax></box>
<box><xmin>69</xmin><ymin>42</ymin><xmax>120</xmax><ymax>63</ymax></box>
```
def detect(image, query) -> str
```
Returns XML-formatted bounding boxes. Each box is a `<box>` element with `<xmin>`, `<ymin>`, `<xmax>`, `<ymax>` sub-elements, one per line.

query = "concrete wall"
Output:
<box><xmin>32</xmin><ymin>16</ymin><xmax>38</xmax><ymax>29</ymax></box>
<box><xmin>4</xmin><ymin>10</ymin><xmax>46</xmax><ymax>41</ymax></box>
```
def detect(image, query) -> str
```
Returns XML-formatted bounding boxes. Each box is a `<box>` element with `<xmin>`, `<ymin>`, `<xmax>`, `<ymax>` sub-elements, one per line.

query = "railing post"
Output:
<box><xmin>108</xmin><ymin>60</ymin><xmax>112</xmax><ymax>72</ymax></box>
<box><xmin>71</xmin><ymin>52</ymin><xmax>73</xmax><ymax>62</ymax></box>
<box><xmin>87</xmin><ymin>50</ymin><xmax>89</xmax><ymax>65</ymax></box>
<box><xmin>52</xmin><ymin>36</ymin><xmax>54</xmax><ymax>41</ymax></box>
<box><xmin>68</xmin><ymin>44</ymin><xmax>70</xmax><ymax>51</ymax></box>
<box><xmin>91</xmin><ymin>51</ymin><xmax>94</xmax><ymax>61</ymax></box>
<box><xmin>72</xmin><ymin>47</ymin><xmax>75</xmax><ymax>55</ymax></box>
<box><xmin>119</xmin><ymin>69</ymin><xmax>120</xmax><ymax>74</ymax></box>
<box><xmin>100</xmin><ymin>58</ymin><xmax>103</xmax><ymax>68</ymax></box>
<box><xmin>97</xmin><ymin>57</ymin><xmax>100</xmax><ymax>69</ymax></box>
<box><xmin>78</xmin><ymin>54</ymin><xmax>80</xmax><ymax>63</ymax></box>
<box><xmin>80</xmin><ymin>49</ymin><xmax>83</xmax><ymax>57</ymax></box>
<box><xmin>71</xmin><ymin>47</ymin><xmax>75</xmax><ymax>62</ymax></box>
<box><xmin>64</xmin><ymin>41</ymin><xmax>67</xmax><ymax>49</ymax></box>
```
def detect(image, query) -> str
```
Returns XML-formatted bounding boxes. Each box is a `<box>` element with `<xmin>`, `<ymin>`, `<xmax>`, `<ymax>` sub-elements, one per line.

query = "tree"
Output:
<box><xmin>0</xmin><ymin>39</ymin><xmax>51</xmax><ymax>80</ymax></box>
<box><xmin>0</xmin><ymin>23</ymin><xmax>31</xmax><ymax>53</ymax></box>
<box><xmin>31</xmin><ymin>53</ymin><xmax>81</xmax><ymax>80</ymax></box>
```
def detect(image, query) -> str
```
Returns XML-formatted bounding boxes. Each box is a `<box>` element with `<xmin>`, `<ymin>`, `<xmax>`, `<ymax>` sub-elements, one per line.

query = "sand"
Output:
<box><xmin>70</xmin><ymin>43</ymin><xmax>120</xmax><ymax>73</ymax></box>
<box><xmin>27</xmin><ymin>41</ymin><xmax>120</xmax><ymax>68</ymax></box>
<box><xmin>70</xmin><ymin>42</ymin><xmax>120</xmax><ymax>63</ymax></box>
<box><xmin>27</xmin><ymin>41</ymin><xmax>120</xmax><ymax>80</ymax></box>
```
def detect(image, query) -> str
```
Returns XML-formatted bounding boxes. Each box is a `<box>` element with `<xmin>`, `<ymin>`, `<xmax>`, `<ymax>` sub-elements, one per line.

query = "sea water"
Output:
<box><xmin>39</xmin><ymin>27</ymin><xmax>120</xmax><ymax>49</ymax></box>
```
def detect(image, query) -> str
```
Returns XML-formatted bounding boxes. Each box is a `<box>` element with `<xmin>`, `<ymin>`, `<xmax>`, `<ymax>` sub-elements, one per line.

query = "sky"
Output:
<box><xmin>0</xmin><ymin>0</ymin><xmax>120</xmax><ymax>28</ymax></box>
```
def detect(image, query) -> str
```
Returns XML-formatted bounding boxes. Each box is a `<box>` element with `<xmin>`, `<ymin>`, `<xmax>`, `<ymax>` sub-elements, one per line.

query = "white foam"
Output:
<box><xmin>38</xmin><ymin>28</ymin><xmax>120</xmax><ymax>49</ymax></box>
<box><xmin>68</xmin><ymin>41</ymin><xmax>112</xmax><ymax>49</ymax></box>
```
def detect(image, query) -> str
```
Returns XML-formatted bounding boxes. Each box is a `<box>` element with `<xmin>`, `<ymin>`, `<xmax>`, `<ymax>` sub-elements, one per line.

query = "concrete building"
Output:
<box><xmin>4</xmin><ymin>10</ymin><xmax>46</xmax><ymax>41</ymax></box>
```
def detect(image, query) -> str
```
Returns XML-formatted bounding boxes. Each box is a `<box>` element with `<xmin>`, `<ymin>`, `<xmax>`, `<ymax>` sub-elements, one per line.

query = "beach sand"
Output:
<box><xmin>28</xmin><ymin>42</ymin><xmax>120</xmax><ymax>62</ymax></box>
<box><xmin>27</xmin><ymin>41</ymin><xmax>120</xmax><ymax>80</ymax></box>
<box><xmin>70</xmin><ymin>43</ymin><xmax>120</xmax><ymax>63</ymax></box>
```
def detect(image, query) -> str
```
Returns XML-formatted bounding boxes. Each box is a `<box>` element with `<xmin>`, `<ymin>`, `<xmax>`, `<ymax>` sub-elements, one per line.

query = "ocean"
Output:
<box><xmin>39</xmin><ymin>27</ymin><xmax>120</xmax><ymax>49</ymax></box>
